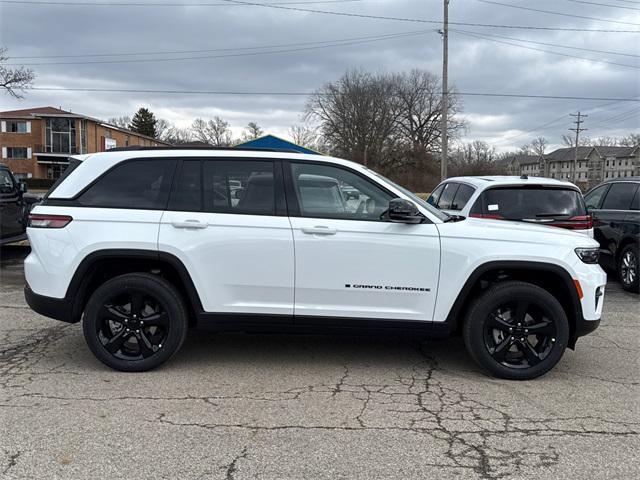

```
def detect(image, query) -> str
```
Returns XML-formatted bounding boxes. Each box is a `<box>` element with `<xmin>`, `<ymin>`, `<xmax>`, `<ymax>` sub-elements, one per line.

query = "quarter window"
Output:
<box><xmin>79</xmin><ymin>159</ymin><xmax>176</xmax><ymax>209</ymax></box>
<box><xmin>584</xmin><ymin>185</ymin><xmax>609</xmax><ymax>209</ymax></box>
<box><xmin>289</xmin><ymin>162</ymin><xmax>391</xmax><ymax>221</ymax></box>
<box><xmin>427</xmin><ymin>184</ymin><xmax>445</xmax><ymax>206</ymax></box>
<box><xmin>601</xmin><ymin>183</ymin><xmax>638</xmax><ymax>211</ymax></box>
<box><xmin>450</xmin><ymin>184</ymin><xmax>475</xmax><ymax>211</ymax></box>
<box><xmin>436</xmin><ymin>183</ymin><xmax>459</xmax><ymax>210</ymax></box>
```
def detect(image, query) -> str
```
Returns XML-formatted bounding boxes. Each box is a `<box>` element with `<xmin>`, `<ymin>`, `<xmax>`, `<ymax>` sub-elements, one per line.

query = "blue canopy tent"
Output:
<box><xmin>234</xmin><ymin>134</ymin><xmax>321</xmax><ymax>155</ymax></box>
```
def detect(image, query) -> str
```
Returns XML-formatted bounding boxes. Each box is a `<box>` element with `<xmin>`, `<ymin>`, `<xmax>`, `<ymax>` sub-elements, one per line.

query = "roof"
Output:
<box><xmin>0</xmin><ymin>106</ymin><xmax>170</xmax><ymax>145</ymax></box>
<box><xmin>234</xmin><ymin>134</ymin><xmax>321</xmax><ymax>155</ymax></box>
<box><xmin>504</xmin><ymin>154</ymin><xmax>543</xmax><ymax>165</ymax></box>
<box><xmin>594</xmin><ymin>146</ymin><xmax>637</xmax><ymax>158</ymax></box>
<box><xmin>444</xmin><ymin>175</ymin><xmax>578</xmax><ymax>189</ymax></box>
<box><xmin>544</xmin><ymin>147</ymin><xmax>595</xmax><ymax>161</ymax></box>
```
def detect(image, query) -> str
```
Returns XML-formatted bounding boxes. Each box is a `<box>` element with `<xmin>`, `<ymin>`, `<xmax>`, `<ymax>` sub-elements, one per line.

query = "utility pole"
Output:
<box><xmin>440</xmin><ymin>0</ymin><xmax>450</xmax><ymax>181</ymax></box>
<box><xmin>569</xmin><ymin>112</ymin><xmax>587</xmax><ymax>183</ymax></box>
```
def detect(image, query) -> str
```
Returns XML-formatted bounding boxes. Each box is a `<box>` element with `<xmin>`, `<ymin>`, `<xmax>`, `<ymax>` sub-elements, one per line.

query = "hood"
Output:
<box><xmin>437</xmin><ymin>217</ymin><xmax>599</xmax><ymax>249</ymax></box>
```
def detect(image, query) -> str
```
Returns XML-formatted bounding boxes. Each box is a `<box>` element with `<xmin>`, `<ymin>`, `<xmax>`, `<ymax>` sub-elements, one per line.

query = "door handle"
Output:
<box><xmin>301</xmin><ymin>226</ymin><xmax>337</xmax><ymax>235</ymax></box>
<box><xmin>171</xmin><ymin>219</ymin><xmax>208</xmax><ymax>229</ymax></box>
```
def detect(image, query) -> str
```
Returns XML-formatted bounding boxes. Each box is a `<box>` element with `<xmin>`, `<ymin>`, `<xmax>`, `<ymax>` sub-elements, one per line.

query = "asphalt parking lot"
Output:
<box><xmin>0</xmin><ymin>245</ymin><xmax>638</xmax><ymax>479</ymax></box>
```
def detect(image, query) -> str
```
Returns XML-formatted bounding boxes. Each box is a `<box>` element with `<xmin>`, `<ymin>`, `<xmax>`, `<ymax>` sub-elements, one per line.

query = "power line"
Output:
<box><xmin>28</xmin><ymin>87</ymin><xmax>640</xmax><ymax>102</ymax></box>
<box><xmin>452</xmin><ymin>29</ymin><xmax>640</xmax><ymax>58</ymax></box>
<box><xmin>559</xmin><ymin>0</ymin><xmax>640</xmax><ymax>10</ymax></box>
<box><xmin>7</xmin><ymin>30</ymin><xmax>431</xmax><ymax>66</ymax></box>
<box><xmin>3</xmin><ymin>0</ymin><xmax>638</xmax><ymax>32</ymax></box>
<box><xmin>476</xmin><ymin>0</ymin><xmax>640</xmax><ymax>27</ymax></box>
<box><xmin>0</xmin><ymin>0</ymin><xmax>363</xmax><ymax>5</ymax></box>
<box><xmin>453</xmin><ymin>29</ymin><xmax>640</xmax><ymax>69</ymax></box>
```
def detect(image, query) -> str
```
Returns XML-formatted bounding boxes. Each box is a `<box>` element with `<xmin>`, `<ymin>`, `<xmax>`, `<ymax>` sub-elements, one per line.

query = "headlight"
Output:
<box><xmin>575</xmin><ymin>247</ymin><xmax>599</xmax><ymax>264</ymax></box>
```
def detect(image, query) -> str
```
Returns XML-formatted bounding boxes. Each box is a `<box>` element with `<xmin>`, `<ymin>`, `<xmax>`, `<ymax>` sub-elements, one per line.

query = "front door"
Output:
<box><xmin>285</xmin><ymin>161</ymin><xmax>440</xmax><ymax>322</ymax></box>
<box><xmin>158</xmin><ymin>158</ymin><xmax>294</xmax><ymax>317</ymax></box>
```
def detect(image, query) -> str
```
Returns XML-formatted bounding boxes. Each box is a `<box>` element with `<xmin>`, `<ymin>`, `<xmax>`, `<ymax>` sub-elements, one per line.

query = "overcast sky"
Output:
<box><xmin>0</xmin><ymin>0</ymin><xmax>638</xmax><ymax>151</ymax></box>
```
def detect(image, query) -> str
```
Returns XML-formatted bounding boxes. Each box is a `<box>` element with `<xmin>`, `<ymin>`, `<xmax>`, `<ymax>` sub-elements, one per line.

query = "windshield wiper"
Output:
<box><xmin>535</xmin><ymin>213</ymin><xmax>570</xmax><ymax>217</ymax></box>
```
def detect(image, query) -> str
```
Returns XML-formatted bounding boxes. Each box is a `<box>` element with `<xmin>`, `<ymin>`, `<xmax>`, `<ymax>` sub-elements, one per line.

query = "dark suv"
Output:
<box><xmin>0</xmin><ymin>163</ymin><xmax>30</xmax><ymax>245</ymax></box>
<box><xmin>584</xmin><ymin>177</ymin><xmax>640</xmax><ymax>292</ymax></box>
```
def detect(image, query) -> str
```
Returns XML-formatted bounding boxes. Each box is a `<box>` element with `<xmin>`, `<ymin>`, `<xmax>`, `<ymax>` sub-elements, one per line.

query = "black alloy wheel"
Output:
<box><xmin>484</xmin><ymin>301</ymin><xmax>557</xmax><ymax>369</ymax></box>
<box><xmin>463</xmin><ymin>281</ymin><xmax>569</xmax><ymax>380</ymax></box>
<box><xmin>83</xmin><ymin>273</ymin><xmax>188</xmax><ymax>371</ymax></box>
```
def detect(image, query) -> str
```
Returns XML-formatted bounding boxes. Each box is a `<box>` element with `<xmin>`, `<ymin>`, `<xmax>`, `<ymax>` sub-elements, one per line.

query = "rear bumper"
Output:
<box><xmin>24</xmin><ymin>285</ymin><xmax>75</xmax><ymax>323</ymax></box>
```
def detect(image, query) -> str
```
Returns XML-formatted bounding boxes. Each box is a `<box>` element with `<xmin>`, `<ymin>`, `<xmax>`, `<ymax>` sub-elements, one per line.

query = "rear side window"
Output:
<box><xmin>601</xmin><ymin>183</ymin><xmax>638</xmax><ymax>210</ymax></box>
<box><xmin>437</xmin><ymin>183</ymin><xmax>459</xmax><ymax>210</ymax></box>
<box><xmin>584</xmin><ymin>184</ymin><xmax>610</xmax><ymax>210</ymax></box>
<box><xmin>474</xmin><ymin>187</ymin><xmax>586</xmax><ymax>219</ymax></box>
<box><xmin>203</xmin><ymin>160</ymin><xmax>275</xmax><ymax>215</ymax></box>
<box><xmin>450</xmin><ymin>184</ymin><xmax>475</xmax><ymax>211</ymax></box>
<box><xmin>79</xmin><ymin>159</ymin><xmax>176</xmax><ymax>209</ymax></box>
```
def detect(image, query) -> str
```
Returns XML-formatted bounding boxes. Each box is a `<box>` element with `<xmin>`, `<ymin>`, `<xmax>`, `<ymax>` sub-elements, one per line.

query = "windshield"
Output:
<box><xmin>368</xmin><ymin>169</ymin><xmax>450</xmax><ymax>221</ymax></box>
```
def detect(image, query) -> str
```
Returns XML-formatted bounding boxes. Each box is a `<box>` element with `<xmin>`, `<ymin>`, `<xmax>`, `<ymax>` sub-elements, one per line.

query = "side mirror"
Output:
<box><xmin>387</xmin><ymin>198</ymin><xmax>424</xmax><ymax>224</ymax></box>
<box><xmin>19</xmin><ymin>182</ymin><xmax>28</xmax><ymax>194</ymax></box>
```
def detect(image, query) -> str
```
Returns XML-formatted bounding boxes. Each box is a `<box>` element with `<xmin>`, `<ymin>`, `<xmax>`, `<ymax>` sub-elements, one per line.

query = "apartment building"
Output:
<box><xmin>0</xmin><ymin>107</ymin><xmax>170</xmax><ymax>179</ymax></box>
<box><xmin>504</xmin><ymin>145</ymin><xmax>639</xmax><ymax>190</ymax></box>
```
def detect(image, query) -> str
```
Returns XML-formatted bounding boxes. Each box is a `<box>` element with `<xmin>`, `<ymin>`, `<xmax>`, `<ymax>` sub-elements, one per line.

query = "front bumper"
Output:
<box><xmin>24</xmin><ymin>284</ymin><xmax>75</xmax><ymax>323</ymax></box>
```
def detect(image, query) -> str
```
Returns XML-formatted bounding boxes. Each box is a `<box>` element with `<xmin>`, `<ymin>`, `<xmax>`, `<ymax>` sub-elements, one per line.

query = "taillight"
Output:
<box><xmin>469</xmin><ymin>213</ymin><xmax>504</xmax><ymax>220</ymax></box>
<box><xmin>553</xmin><ymin>215</ymin><xmax>593</xmax><ymax>230</ymax></box>
<box><xmin>28</xmin><ymin>214</ymin><xmax>73</xmax><ymax>229</ymax></box>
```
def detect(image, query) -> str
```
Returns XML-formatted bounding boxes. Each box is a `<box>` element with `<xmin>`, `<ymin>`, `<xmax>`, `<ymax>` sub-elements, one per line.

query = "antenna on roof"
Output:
<box><xmin>521</xmin><ymin>174</ymin><xmax>528</xmax><ymax>180</ymax></box>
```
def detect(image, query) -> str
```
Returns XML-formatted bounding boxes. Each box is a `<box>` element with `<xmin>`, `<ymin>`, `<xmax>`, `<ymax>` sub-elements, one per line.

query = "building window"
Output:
<box><xmin>45</xmin><ymin>118</ymin><xmax>77</xmax><ymax>154</ymax></box>
<box><xmin>6</xmin><ymin>121</ymin><xmax>29</xmax><ymax>133</ymax></box>
<box><xmin>5</xmin><ymin>147</ymin><xmax>29</xmax><ymax>159</ymax></box>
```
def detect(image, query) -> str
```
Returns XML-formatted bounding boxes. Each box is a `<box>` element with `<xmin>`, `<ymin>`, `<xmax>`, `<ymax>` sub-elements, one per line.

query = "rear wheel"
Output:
<box><xmin>83</xmin><ymin>273</ymin><xmax>188</xmax><ymax>372</ymax></box>
<box><xmin>618</xmin><ymin>244</ymin><xmax>639</xmax><ymax>293</ymax></box>
<box><xmin>463</xmin><ymin>281</ymin><xmax>569</xmax><ymax>380</ymax></box>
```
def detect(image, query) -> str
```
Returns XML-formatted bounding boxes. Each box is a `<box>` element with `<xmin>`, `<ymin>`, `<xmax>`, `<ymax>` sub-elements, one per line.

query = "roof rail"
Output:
<box><xmin>105</xmin><ymin>145</ymin><xmax>306</xmax><ymax>154</ymax></box>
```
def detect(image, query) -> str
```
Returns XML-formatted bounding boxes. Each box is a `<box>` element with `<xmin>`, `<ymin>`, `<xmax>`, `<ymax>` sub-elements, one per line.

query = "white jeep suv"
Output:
<box><xmin>24</xmin><ymin>148</ymin><xmax>606</xmax><ymax>379</ymax></box>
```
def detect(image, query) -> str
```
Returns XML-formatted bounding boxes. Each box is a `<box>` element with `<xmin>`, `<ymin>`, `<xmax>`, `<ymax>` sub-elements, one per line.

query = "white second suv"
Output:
<box><xmin>24</xmin><ymin>148</ymin><xmax>606</xmax><ymax>379</ymax></box>
<box><xmin>427</xmin><ymin>176</ymin><xmax>594</xmax><ymax>237</ymax></box>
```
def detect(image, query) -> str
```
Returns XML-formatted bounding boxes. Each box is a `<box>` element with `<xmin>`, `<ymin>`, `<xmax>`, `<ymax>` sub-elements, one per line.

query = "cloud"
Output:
<box><xmin>1</xmin><ymin>0</ymin><xmax>638</xmax><ymax>147</ymax></box>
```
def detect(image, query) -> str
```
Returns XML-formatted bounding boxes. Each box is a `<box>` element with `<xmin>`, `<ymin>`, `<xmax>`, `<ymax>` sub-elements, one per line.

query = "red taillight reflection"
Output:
<box><xmin>553</xmin><ymin>215</ymin><xmax>593</xmax><ymax>230</ymax></box>
<box><xmin>28</xmin><ymin>214</ymin><xmax>73</xmax><ymax>229</ymax></box>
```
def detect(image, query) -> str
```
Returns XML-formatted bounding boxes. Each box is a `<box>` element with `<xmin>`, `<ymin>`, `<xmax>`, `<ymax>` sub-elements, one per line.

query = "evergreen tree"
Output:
<box><xmin>128</xmin><ymin>107</ymin><xmax>157</xmax><ymax>138</ymax></box>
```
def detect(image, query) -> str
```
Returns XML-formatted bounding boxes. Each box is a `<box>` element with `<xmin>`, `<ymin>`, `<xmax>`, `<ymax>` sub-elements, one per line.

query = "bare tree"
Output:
<box><xmin>288</xmin><ymin>124</ymin><xmax>319</xmax><ymax>149</ymax></box>
<box><xmin>242</xmin><ymin>121</ymin><xmax>264</xmax><ymax>141</ymax></box>
<box><xmin>519</xmin><ymin>143</ymin><xmax>531</xmax><ymax>155</ymax></box>
<box><xmin>305</xmin><ymin>69</ymin><xmax>401</xmax><ymax>168</ymax></box>
<box><xmin>192</xmin><ymin>117</ymin><xmax>232</xmax><ymax>146</ymax></box>
<box><xmin>0</xmin><ymin>47</ymin><xmax>35</xmax><ymax>98</ymax></box>
<box><xmin>162</xmin><ymin>126</ymin><xmax>193</xmax><ymax>145</ymax></box>
<box><xmin>562</xmin><ymin>134</ymin><xmax>592</xmax><ymax>147</ymax></box>
<box><xmin>531</xmin><ymin>137</ymin><xmax>548</xmax><ymax>155</ymax></box>
<box><xmin>619</xmin><ymin>133</ymin><xmax>640</xmax><ymax>147</ymax></box>
<box><xmin>450</xmin><ymin>140</ymin><xmax>501</xmax><ymax>176</ymax></box>
<box><xmin>107</xmin><ymin>116</ymin><xmax>132</xmax><ymax>129</ymax></box>
<box><xmin>155</xmin><ymin>119</ymin><xmax>170</xmax><ymax>140</ymax></box>
<box><xmin>591</xmin><ymin>136</ymin><xmax>618</xmax><ymax>147</ymax></box>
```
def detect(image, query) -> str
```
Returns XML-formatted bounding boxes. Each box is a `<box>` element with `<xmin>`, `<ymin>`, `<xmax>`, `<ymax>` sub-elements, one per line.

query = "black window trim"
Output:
<box><xmin>282</xmin><ymin>158</ymin><xmax>432</xmax><ymax>224</ymax></box>
<box><xmin>436</xmin><ymin>182</ymin><xmax>461</xmax><ymax>210</ymax></box>
<box><xmin>450</xmin><ymin>182</ymin><xmax>476</xmax><ymax>211</ymax></box>
<box><xmin>166</xmin><ymin>157</ymin><xmax>286</xmax><ymax>217</ymax></box>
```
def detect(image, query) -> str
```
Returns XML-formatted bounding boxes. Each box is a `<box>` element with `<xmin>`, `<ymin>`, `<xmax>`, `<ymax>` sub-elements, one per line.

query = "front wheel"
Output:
<box><xmin>83</xmin><ymin>273</ymin><xmax>188</xmax><ymax>372</ymax></box>
<box><xmin>618</xmin><ymin>244</ymin><xmax>639</xmax><ymax>293</ymax></box>
<box><xmin>463</xmin><ymin>281</ymin><xmax>569</xmax><ymax>380</ymax></box>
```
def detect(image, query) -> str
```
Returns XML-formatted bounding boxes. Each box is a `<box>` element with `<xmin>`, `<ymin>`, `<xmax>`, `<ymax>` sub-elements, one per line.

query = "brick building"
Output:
<box><xmin>0</xmin><ymin>107</ymin><xmax>170</xmax><ymax>179</ymax></box>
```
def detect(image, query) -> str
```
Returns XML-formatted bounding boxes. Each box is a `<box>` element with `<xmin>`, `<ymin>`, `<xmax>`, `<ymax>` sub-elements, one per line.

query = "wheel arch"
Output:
<box><xmin>66</xmin><ymin>249</ymin><xmax>203</xmax><ymax>324</ymax></box>
<box><xmin>442</xmin><ymin>261</ymin><xmax>584</xmax><ymax>349</ymax></box>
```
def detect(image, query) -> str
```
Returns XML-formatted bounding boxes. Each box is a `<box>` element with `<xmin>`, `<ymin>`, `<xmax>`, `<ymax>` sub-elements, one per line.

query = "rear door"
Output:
<box><xmin>158</xmin><ymin>158</ymin><xmax>294</xmax><ymax>318</ymax></box>
<box><xmin>595</xmin><ymin>182</ymin><xmax>639</xmax><ymax>266</ymax></box>
<box><xmin>0</xmin><ymin>169</ymin><xmax>23</xmax><ymax>239</ymax></box>
<box><xmin>285</xmin><ymin>161</ymin><xmax>440</xmax><ymax>322</ymax></box>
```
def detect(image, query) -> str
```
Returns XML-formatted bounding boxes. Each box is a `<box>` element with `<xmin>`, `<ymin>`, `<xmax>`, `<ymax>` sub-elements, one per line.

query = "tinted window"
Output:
<box><xmin>203</xmin><ymin>160</ymin><xmax>275</xmax><ymax>215</ymax></box>
<box><xmin>79</xmin><ymin>159</ymin><xmax>176</xmax><ymax>209</ymax></box>
<box><xmin>427</xmin><ymin>184</ymin><xmax>445</xmax><ymax>206</ymax></box>
<box><xmin>601</xmin><ymin>183</ymin><xmax>638</xmax><ymax>210</ymax></box>
<box><xmin>437</xmin><ymin>183</ymin><xmax>459</xmax><ymax>210</ymax></box>
<box><xmin>631</xmin><ymin>187</ymin><xmax>640</xmax><ymax>211</ymax></box>
<box><xmin>290</xmin><ymin>163</ymin><xmax>392</xmax><ymax>221</ymax></box>
<box><xmin>451</xmin><ymin>184</ymin><xmax>475</xmax><ymax>211</ymax></box>
<box><xmin>0</xmin><ymin>170</ymin><xmax>15</xmax><ymax>194</ymax></box>
<box><xmin>169</xmin><ymin>160</ymin><xmax>202</xmax><ymax>211</ymax></box>
<box><xmin>584</xmin><ymin>184</ymin><xmax>610</xmax><ymax>210</ymax></box>
<box><xmin>478</xmin><ymin>187</ymin><xmax>586</xmax><ymax>219</ymax></box>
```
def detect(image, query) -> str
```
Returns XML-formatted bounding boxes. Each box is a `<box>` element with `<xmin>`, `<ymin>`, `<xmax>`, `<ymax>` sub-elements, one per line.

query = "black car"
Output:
<box><xmin>0</xmin><ymin>164</ymin><xmax>39</xmax><ymax>246</ymax></box>
<box><xmin>584</xmin><ymin>177</ymin><xmax>640</xmax><ymax>292</ymax></box>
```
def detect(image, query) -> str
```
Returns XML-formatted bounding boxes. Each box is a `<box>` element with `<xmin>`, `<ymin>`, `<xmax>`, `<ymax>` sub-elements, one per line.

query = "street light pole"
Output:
<box><xmin>440</xmin><ymin>0</ymin><xmax>450</xmax><ymax>181</ymax></box>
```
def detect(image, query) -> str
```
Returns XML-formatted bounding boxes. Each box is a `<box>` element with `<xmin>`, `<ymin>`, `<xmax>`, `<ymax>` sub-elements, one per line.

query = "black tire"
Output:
<box><xmin>618</xmin><ymin>244</ymin><xmax>639</xmax><ymax>293</ymax></box>
<box><xmin>462</xmin><ymin>281</ymin><xmax>569</xmax><ymax>380</ymax></box>
<box><xmin>83</xmin><ymin>273</ymin><xmax>188</xmax><ymax>372</ymax></box>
